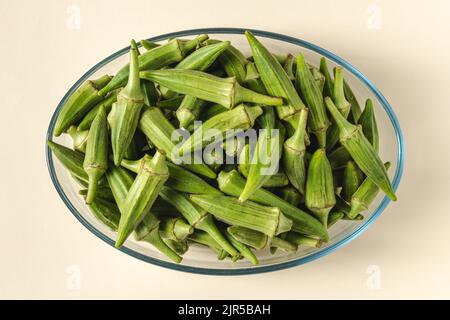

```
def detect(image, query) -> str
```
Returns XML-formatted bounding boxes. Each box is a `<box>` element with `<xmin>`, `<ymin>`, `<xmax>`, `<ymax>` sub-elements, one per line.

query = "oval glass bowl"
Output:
<box><xmin>46</xmin><ymin>28</ymin><xmax>404</xmax><ymax>275</ymax></box>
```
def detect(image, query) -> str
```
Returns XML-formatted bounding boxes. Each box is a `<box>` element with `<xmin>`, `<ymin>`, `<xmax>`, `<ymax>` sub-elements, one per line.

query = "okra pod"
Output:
<box><xmin>83</xmin><ymin>105</ymin><xmax>109</xmax><ymax>204</ymax></box>
<box><xmin>139</xmin><ymin>106</ymin><xmax>216</xmax><ymax>178</ymax></box>
<box><xmin>217</xmin><ymin>170</ymin><xmax>329</xmax><ymax>240</ymax></box>
<box><xmin>140</xmin><ymin>69</ymin><xmax>283</xmax><ymax>109</ymax></box>
<box><xmin>296</xmin><ymin>52</ymin><xmax>329</xmax><ymax>147</ymax></box>
<box><xmin>309</xmin><ymin>66</ymin><xmax>325</xmax><ymax>92</ymax></box>
<box><xmin>199</xmin><ymin>103</ymin><xmax>228</xmax><ymax>121</ymax></box>
<box><xmin>283</xmin><ymin>54</ymin><xmax>296</xmax><ymax>81</ymax></box>
<box><xmin>159</xmin><ymin>216</ymin><xmax>193</xmax><ymax>241</ymax></box>
<box><xmin>78</xmin><ymin>90</ymin><xmax>119</xmax><ymax>131</ymax></box>
<box><xmin>99</xmin><ymin>35</ymin><xmax>208</xmax><ymax>95</ymax></box>
<box><xmin>245</xmin><ymin>31</ymin><xmax>305</xmax><ymax>129</ymax></box>
<box><xmin>115</xmin><ymin>151</ymin><xmax>169</xmax><ymax>248</ymax></box>
<box><xmin>159</xmin><ymin>187</ymin><xmax>238</xmax><ymax>257</ymax></box>
<box><xmin>239</xmin><ymin>108</ymin><xmax>284</xmax><ymax>201</ymax></box>
<box><xmin>358</xmin><ymin>99</ymin><xmax>379</xmax><ymax>152</ymax></box>
<box><xmin>54</xmin><ymin>75</ymin><xmax>112</xmax><ymax>136</ymax></box>
<box><xmin>140</xmin><ymin>39</ymin><xmax>159</xmax><ymax>51</ymax></box>
<box><xmin>164</xmin><ymin>239</ymin><xmax>189</xmax><ymax>256</ymax></box>
<box><xmin>344</xmin><ymin>79</ymin><xmax>362</xmax><ymax>123</ymax></box>
<box><xmin>305</xmin><ymin>149</ymin><xmax>336</xmax><ymax>226</ymax></box>
<box><xmin>225</xmin><ymin>231</ymin><xmax>258</xmax><ymax>265</ymax></box>
<box><xmin>190</xmin><ymin>194</ymin><xmax>293</xmax><ymax>237</ymax></box>
<box><xmin>121</xmin><ymin>155</ymin><xmax>221</xmax><ymax>195</ymax></box>
<box><xmin>327</xmin><ymin>211</ymin><xmax>344</xmax><ymax>228</ymax></box>
<box><xmin>282</xmin><ymin>108</ymin><xmax>308</xmax><ymax>194</ymax></box>
<box><xmin>205</xmin><ymin>40</ymin><xmax>247</xmax><ymax>83</ymax></box>
<box><xmin>68</xmin><ymin>126</ymin><xmax>88</xmax><ymax>152</ymax></box>
<box><xmin>79</xmin><ymin>186</ymin><xmax>115</xmax><ymax>203</ymax></box>
<box><xmin>109</xmin><ymin>40</ymin><xmax>145</xmax><ymax>166</ymax></box>
<box><xmin>279</xmin><ymin>186</ymin><xmax>302</xmax><ymax>207</ymax></box>
<box><xmin>342</xmin><ymin>161</ymin><xmax>364</xmax><ymax>202</ymax></box>
<box><xmin>47</xmin><ymin>141</ymin><xmax>89</xmax><ymax>183</ymax></box>
<box><xmin>238</xmin><ymin>143</ymin><xmax>289</xmax><ymax>188</ymax></box>
<box><xmin>319</xmin><ymin>57</ymin><xmax>333</xmax><ymax>98</ymax></box>
<box><xmin>349</xmin><ymin>162</ymin><xmax>391</xmax><ymax>218</ymax></box>
<box><xmin>325</xmin><ymin>97</ymin><xmax>396</xmax><ymax>201</ymax></box>
<box><xmin>284</xmin><ymin>233</ymin><xmax>322</xmax><ymax>248</ymax></box>
<box><xmin>176</xmin><ymin>95</ymin><xmax>207</xmax><ymax>129</ymax></box>
<box><xmin>87</xmin><ymin>197</ymin><xmax>121</xmax><ymax>231</ymax></box>
<box><xmin>227</xmin><ymin>226</ymin><xmax>296</xmax><ymax>253</ymax></box>
<box><xmin>178</xmin><ymin>104</ymin><xmax>263</xmax><ymax>156</ymax></box>
<box><xmin>327</xmin><ymin>67</ymin><xmax>352</xmax><ymax>150</ymax></box>
<box><xmin>135</xmin><ymin>213</ymin><xmax>182</xmax><ymax>263</ymax></box>
<box><xmin>329</xmin><ymin>145</ymin><xmax>352</xmax><ymax>170</ymax></box>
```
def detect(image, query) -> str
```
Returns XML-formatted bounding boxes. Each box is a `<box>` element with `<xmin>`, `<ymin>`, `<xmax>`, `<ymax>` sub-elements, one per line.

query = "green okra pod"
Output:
<box><xmin>87</xmin><ymin>197</ymin><xmax>121</xmax><ymax>231</ymax></box>
<box><xmin>79</xmin><ymin>186</ymin><xmax>115</xmax><ymax>203</ymax></box>
<box><xmin>348</xmin><ymin>162</ymin><xmax>391</xmax><ymax>218</ymax></box>
<box><xmin>284</xmin><ymin>233</ymin><xmax>322</xmax><ymax>248</ymax></box>
<box><xmin>83</xmin><ymin>105</ymin><xmax>109</xmax><ymax>204</ymax></box>
<box><xmin>159</xmin><ymin>216</ymin><xmax>193</xmax><ymax>241</ymax></box>
<box><xmin>110</xmin><ymin>40</ymin><xmax>145</xmax><ymax>166</ymax></box>
<box><xmin>279</xmin><ymin>186</ymin><xmax>303</xmax><ymax>207</ymax></box>
<box><xmin>78</xmin><ymin>90</ymin><xmax>119</xmax><ymax>131</ymax></box>
<box><xmin>283</xmin><ymin>54</ymin><xmax>296</xmax><ymax>81</ymax></box>
<box><xmin>190</xmin><ymin>194</ymin><xmax>293</xmax><ymax>237</ymax></box>
<box><xmin>139</xmin><ymin>106</ymin><xmax>216</xmax><ymax>178</ymax></box>
<box><xmin>106</xmin><ymin>164</ymin><xmax>181</xmax><ymax>262</ymax></box>
<box><xmin>54</xmin><ymin>75</ymin><xmax>112</xmax><ymax>136</ymax></box>
<box><xmin>116</xmin><ymin>151</ymin><xmax>169</xmax><ymax>248</ymax></box>
<box><xmin>227</xmin><ymin>226</ymin><xmax>296</xmax><ymax>253</ymax></box>
<box><xmin>305</xmin><ymin>149</ymin><xmax>336</xmax><ymax>226</ymax></box>
<box><xmin>140</xmin><ymin>69</ymin><xmax>283</xmax><ymax>109</ymax></box>
<box><xmin>159</xmin><ymin>187</ymin><xmax>238</xmax><ymax>257</ymax></box>
<box><xmin>205</xmin><ymin>40</ymin><xmax>248</xmax><ymax>83</ymax></box>
<box><xmin>140</xmin><ymin>39</ymin><xmax>159</xmax><ymax>51</ymax></box>
<box><xmin>99</xmin><ymin>35</ymin><xmax>208</xmax><ymax>95</ymax></box>
<box><xmin>325</xmin><ymin>97</ymin><xmax>396</xmax><ymax>201</ymax></box>
<box><xmin>358</xmin><ymin>99</ymin><xmax>379</xmax><ymax>152</ymax></box>
<box><xmin>282</xmin><ymin>108</ymin><xmax>308</xmax><ymax>194</ymax></box>
<box><xmin>156</xmin><ymin>96</ymin><xmax>184</xmax><ymax>111</ymax></box>
<box><xmin>344</xmin><ymin>79</ymin><xmax>362</xmax><ymax>123</ymax></box>
<box><xmin>176</xmin><ymin>95</ymin><xmax>207</xmax><ymax>129</ymax></box>
<box><xmin>327</xmin><ymin>67</ymin><xmax>352</xmax><ymax>151</ymax></box>
<box><xmin>245</xmin><ymin>31</ymin><xmax>305</xmax><ymax>129</ymax></box>
<box><xmin>199</xmin><ymin>103</ymin><xmax>228</xmax><ymax>121</ymax></box>
<box><xmin>225</xmin><ymin>231</ymin><xmax>258</xmax><ymax>265</ymax></box>
<box><xmin>239</xmin><ymin>108</ymin><xmax>284</xmax><ymax>201</ymax></box>
<box><xmin>238</xmin><ymin>143</ymin><xmax>288</xmax><ymax>188</ymax></box>
<box><xmin>135</xmin><ymin>213</ymin><xmax>182</xmax><ymax>263</ymax></box>
<box><xmin>68</xmin><ymin>126</ymin><xmax>88</xmax><ymax>152</ymax></box>
<box><xmin>296</xmin><ymin>52</ymin><xmax>329</xmax><ymax>147</ymax></box>
<box><xmin>319</xmin><ymin>57</ymin><xmax>333</xmax><ymax>98</ymax></box>
<box><xmin>327</xmin><ymin>211</ymin><xmax>345</xmax><ymax>228</ymax></box>
<box><xmin>121</xmin><ymin>155</ymin><xmax>221</xmax><ymax>195</ymax></box>
<box><xmin>47</xmin><ymin>141</ymin><xmax>93</xmax><ymax>183</ymax></box>
<box><xmin>164</xmin><ymin>239</ymin><xmax>189</xmax><ymax>256</ymax></box>
<box><xmin>309</xmin><ymin>65</ymin><xmax>325</xmax><ymax>92</ymax></box>
<box><xmin>217</xmin><ymin>170</ymin><xmax>329</xmax><ymax>241</ymax></box>
<box><xmin>329</xmin><ymin>145</ymin><xmax>352</xmax><ymax>170</ymax></box>
<box><xmin>342</xmin><ymin>161</ymin><xmax>364</xmax><ymax>202</ymax></box>
<box><xmin>178</xmin><ymin>104</ymin><xmax>263</xmax><ymax>156</ymax></box>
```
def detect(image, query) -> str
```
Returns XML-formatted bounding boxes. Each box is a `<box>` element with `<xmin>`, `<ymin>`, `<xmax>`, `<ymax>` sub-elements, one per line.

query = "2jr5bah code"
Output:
<box><xmin>178</xmin><ymin>304</ymin><xmax>271</xmax><ymax>317</ymax></box>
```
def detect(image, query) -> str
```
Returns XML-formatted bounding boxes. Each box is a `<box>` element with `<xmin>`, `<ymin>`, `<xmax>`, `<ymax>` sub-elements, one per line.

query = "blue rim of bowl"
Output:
<box><xmin>46</xmin><ymin>27</ymin><xmax>405</xmax><ymax>275</ymax></box>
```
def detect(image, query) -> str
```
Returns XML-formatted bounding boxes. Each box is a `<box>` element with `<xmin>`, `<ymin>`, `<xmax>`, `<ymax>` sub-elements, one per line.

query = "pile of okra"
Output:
<box><xmin>48</xmin><ymin>31</ymin><xmax>396</xmax><ymax>265</ymax></box>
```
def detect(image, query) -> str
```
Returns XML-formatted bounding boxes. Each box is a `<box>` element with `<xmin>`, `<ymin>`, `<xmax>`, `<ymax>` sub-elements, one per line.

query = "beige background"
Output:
<box><xmin>1</xmin><ymin>0</ymin><xmax>450</xmax><ymax>299</ymax></box>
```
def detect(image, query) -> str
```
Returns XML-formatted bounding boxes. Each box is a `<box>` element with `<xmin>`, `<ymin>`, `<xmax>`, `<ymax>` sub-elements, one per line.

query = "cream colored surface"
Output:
<box><xmin>1</xmin><ymin>0</ymin><xmax>449</xmax><ymax>299</ymax></box>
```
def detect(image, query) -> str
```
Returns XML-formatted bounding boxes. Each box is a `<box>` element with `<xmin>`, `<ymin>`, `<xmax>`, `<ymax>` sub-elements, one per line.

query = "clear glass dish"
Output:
<box><xmin>45</xmin><ymin>28</ymin><xmax>404</xmax><ymax>275</ymax></box>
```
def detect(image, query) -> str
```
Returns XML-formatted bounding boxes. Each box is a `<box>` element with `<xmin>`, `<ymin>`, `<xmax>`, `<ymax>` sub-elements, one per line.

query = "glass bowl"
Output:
<box><xmin>46</xmin><ymin>28</ymin><xmax>404</xmax><ymax>275</ymax></box>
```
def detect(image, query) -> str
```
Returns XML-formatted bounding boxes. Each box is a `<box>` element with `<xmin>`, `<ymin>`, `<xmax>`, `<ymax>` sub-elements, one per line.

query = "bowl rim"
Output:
<box><xmin>45</xmin><ymin>27</ymin><xmax>405</xmax><ymax>275</ymax></box>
